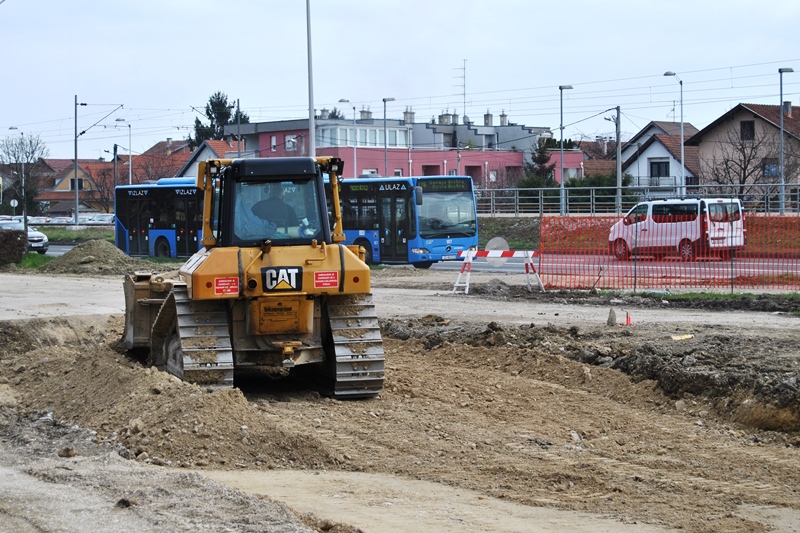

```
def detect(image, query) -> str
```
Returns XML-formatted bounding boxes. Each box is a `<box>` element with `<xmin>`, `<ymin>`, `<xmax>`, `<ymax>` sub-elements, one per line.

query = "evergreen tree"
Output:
<box><xmin>189</xmin><ymin>92</ymin><xmax>250</xmax><ymax>148</ymax></box>
<box><xmin>518</xmin><ymin>139</ymin><xmax>557</xmax><ymax>188</ymax></box>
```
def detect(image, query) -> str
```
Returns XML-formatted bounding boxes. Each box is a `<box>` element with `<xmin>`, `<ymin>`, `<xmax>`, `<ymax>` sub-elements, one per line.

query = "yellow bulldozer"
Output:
<box><xmin>123</xmin><ymin>156</ymin><xmax>384</xmax><ymax>398</ymax></box>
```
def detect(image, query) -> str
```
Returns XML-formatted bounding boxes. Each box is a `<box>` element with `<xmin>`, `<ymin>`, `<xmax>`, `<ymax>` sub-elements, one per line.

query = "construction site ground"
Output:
<box><xmin>1</xmin><ymin>240</ymin><xmax>800</xmax><ymax>533</ymax></box>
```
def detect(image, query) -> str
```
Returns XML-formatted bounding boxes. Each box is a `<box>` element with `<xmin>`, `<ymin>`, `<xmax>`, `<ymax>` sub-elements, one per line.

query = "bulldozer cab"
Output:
<box><xmin>202</xmin><ymin>158</ymin><xmax>333</xmax><ymax>248</ymax></box>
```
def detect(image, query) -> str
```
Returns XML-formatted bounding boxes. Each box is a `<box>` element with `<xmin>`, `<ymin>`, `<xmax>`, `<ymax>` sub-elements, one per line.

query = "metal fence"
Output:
<box><xmin>477</xmin><ymin>183</ymin><xmax>800</xmax><ymax>216</ymax></box>
<box><xmin>533</xmin><ymin>214</ymin><xmax>800</xmax><ymax>291</ymax></box>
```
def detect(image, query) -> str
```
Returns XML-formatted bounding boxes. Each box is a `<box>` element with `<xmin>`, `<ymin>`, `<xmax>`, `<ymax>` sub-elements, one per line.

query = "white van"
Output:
<box><xmin>609</xmin><ymin>198</ymin><xmax>745</xmax><ymax>261</ymax></box>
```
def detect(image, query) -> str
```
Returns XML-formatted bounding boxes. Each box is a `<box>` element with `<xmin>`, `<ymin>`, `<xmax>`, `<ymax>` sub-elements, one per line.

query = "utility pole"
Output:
<box><xmin>113</xmin><ymin>144</ymin><xmax>118</xmax><ymax>189</ymax></box>
<box><xmin>615</xmin><ymin>106</ymin><xmax>622</xmax><ymax>215</ymax></box>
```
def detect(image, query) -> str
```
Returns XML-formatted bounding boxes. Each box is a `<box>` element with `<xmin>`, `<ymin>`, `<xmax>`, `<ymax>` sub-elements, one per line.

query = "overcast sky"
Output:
<box><xmin>2</xmin><ymin>0</ymin><xmax>799</xmax><ymax>160</ymax></box>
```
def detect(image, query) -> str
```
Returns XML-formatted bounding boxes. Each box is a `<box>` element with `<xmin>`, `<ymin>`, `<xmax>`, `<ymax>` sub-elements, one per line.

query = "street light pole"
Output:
<box><xmin>383</xmin><ymin>97</ymin><xmax>395</xmax><ymax>176</ymax></box>
<box><xmin>664</xmin><ymin>71</ymin><xmax>684</xmax><ymax>196</ymax></box>
<box><xmin>558</xmin><ymin>85</ymin><xmax>573</xmax><ymax>216</ymax></box>
<box><xmin>779</xmin><ymin>67</ymin><xmax>794</xmax><ymax>215</ymax></box>
<box><xmin>306</xmin><ymin>0</ymin><xmax>316</xmax><ymax>158</ymax></box>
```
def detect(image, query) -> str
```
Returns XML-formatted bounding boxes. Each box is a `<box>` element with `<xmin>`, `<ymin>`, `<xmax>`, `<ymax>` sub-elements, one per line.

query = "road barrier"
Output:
<box><xmin>453</xmin><ymin>250</ymin><xmax>544</xmax><ymax>294</ymax></box>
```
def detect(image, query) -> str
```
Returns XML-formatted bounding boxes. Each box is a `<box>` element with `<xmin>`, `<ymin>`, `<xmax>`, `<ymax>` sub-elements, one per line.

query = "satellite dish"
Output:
<box><xmin>485</xmin><ymin>236</ymin><xmax>509</xmax><ymax>268</ymax></box>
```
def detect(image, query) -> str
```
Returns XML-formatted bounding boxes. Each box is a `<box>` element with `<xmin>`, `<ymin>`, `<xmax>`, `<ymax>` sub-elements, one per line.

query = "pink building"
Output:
<box><xmin>228</xmin><ymin>110</ymin><xmax>551</xmax><ymax>189</ymax></box>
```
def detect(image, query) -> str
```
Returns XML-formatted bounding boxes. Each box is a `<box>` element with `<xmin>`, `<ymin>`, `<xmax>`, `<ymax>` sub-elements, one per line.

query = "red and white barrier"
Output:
<box><xmin>453</xmin><ymin>249</ymin><xmax>545</xmax><ymax>294</ymax></box>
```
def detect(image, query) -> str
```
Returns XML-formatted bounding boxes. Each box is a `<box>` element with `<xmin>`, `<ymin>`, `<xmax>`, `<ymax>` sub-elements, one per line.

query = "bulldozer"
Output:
<box><xmin>123</xmin><ymin>156</ymin><xmax>384</xmax><ymax>398</ymax></box>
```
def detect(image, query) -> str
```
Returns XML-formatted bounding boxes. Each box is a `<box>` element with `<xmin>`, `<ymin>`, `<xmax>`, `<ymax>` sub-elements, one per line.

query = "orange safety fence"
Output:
<box><xmin>538</xmin><ymin>215</ymin><xmax>800</xmax><ymax>291</ymax></box>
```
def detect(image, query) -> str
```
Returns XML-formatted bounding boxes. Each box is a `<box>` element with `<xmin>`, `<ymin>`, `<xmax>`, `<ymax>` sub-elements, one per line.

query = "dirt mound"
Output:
<box><xmin>0</xmin><ymin>316</ymin><xmax>336</xmax><ymax>471</ymax></box>
<box><xmin>381</xmin><ymin>315</ymin><xmax>800</xmax><ymax>432</ymax></box>
<box><xmin>3</xmin><ymin>313</ymin><xmax>800</xmax><ymax>532</ymax></box>
<box><xmin>38</xmin><ymin>240</ymin><xmax>180</xmax><ymax>275</ymax></box>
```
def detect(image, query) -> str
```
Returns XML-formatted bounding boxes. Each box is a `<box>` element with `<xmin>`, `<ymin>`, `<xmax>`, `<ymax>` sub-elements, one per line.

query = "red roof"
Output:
<box><xmin>205</xmin><ymin>139</ymin><xmax>244</xmax><ymax>157</ymax></box>
<box><xmin>740</xmin><ymin>103</ymin><xmax>800</xmax><ymax>137</ymax></box>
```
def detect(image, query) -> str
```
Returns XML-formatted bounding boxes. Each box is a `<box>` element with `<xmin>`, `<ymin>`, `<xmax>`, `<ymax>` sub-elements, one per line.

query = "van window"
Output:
<box><xmin>652</xmin><ymin>204</ymin><xmax>698</xmax><ymax>224</ymax></box>
<box><xmin>623</xmin><ymin>204</ymin><xmax>648</xmax><ymax>225</ymax></box>
<box><xmin>708</xmin><ymin>202</ymin><xmax>741</xmax><ymax>223</ymax></box>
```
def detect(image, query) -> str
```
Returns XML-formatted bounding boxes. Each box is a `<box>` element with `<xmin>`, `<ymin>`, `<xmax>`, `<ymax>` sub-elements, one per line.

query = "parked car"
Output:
<box><xmin>0</xmin><ymin>220</ymin><xmax>49</xmax><ymax>254</ymax></box>
<box><xmin>87</xmin><ymin>213</ymin><xmax>116</xmax><ymax>224</ymax></box>
<box><xmin>47</xmin><ymin>216</ymin><xmax>74</xmax><ymax>224</ymax></box>
<box><xmin>27</xmin><ymin>216</ymin><xmax>50</xmax><ymax>224</ymax></box>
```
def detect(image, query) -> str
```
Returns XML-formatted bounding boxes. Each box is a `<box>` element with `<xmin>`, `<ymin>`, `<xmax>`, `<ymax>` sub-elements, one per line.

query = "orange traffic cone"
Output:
<box><xmin>625</xmin><ymin>312</ymin><xmax>632</xmax><ymax>326</ymax></box>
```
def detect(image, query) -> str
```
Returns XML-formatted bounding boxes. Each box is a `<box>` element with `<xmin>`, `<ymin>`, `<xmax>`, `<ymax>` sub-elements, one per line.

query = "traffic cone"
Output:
<box><xmin>625</xmin><ymin>312</ymin><xmax>632</xmax><ymax>326</ymax></box>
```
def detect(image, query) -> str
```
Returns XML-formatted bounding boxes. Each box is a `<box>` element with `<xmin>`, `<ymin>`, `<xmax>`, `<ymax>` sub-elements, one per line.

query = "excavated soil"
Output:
<box><xmin>1</xmin><ymin>240</ymin><xmax>800</xmax><ymax>532</ymax></box>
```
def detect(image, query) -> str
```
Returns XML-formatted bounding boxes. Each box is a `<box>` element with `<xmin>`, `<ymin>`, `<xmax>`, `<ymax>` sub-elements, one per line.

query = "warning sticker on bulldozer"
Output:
<box><xmin>214</xmin><ymin>277</ymin><xmax>239</xmax><ymax>295</ymax></box>
<box><xmin>314</xmin><ymin>271</ymin><xmax>339</xmax><ymax>288</ymax></box>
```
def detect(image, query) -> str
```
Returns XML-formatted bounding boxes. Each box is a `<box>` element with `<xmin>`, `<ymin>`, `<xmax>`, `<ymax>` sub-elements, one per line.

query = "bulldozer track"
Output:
<box><xmin>326</xmin><ymin>293</ymin><xmax>385</xmax><ymax>399</ymax></box>
<box><xmin>169</xmin><ymin>286</ymin><xmax>235</xmax><ymax>387</ymax></box>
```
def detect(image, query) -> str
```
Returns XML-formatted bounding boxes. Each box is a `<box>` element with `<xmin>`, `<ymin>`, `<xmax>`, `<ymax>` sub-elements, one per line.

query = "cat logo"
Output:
<box><xmin>262</xmin><ymin>267</ymin><xmax>303</xmax><ymax>291</ymax></box>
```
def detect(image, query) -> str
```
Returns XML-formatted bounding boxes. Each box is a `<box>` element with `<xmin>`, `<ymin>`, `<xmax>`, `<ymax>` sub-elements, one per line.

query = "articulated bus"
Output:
<box><xmin>334</xmin><ymin>175</ymin><xmax>479</xmax><ymax>268</ymax></box>
<box><xmin>115</xmin><ymin>177</ymin><xmax>203</xmax><ymax>258</ymax></box>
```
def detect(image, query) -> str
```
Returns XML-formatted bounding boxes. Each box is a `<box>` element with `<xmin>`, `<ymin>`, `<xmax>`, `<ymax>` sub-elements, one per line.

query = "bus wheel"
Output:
<box><xmin>679</xmin><ymin>239</ymin><xmax>695</xmax><ymax>262</ymax></box>
<box><xmin>355</xmin><ymin>239</ymin><xmax>373</xmax><ymax>265</ymax></box>
<box><xmin>155</xmin><ymin>238</ymin><xmax>171</xmax><ymax>258</ymax></box>
<box><xmin>413</xmin><ymin>262</ymin><xmax>433</xmax><ymax>269</ymax></box>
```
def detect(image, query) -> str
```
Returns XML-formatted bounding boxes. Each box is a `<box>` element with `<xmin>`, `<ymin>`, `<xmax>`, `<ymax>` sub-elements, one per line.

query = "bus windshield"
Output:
<box><xmin>418</xmin><ymin>190</ymin><xmax>477</xmax><ymax>238</ymax></box>
<box><xmin>232</xmin><ymin>179</ymin><xmax>323</xmax><ymax>244</ymax></box>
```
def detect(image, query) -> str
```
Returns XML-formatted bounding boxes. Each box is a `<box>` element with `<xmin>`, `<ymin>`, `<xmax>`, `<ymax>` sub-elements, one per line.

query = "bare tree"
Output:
<box><xmin>135</xmin><ymin>152</ymin><xmax>186</xmax><ymax>183</ymax></box>
<box><xmin>701</xmin><ymin>127</ymin><xmax>800</xmax><ymax>210</ymax></box>
<box><xmin>0</xmin><ymin>133</ymin><xmax>51</xmax><ymax>216</ymax></box>
<box><xmin>82</xmin><ymin>165</ymin><xmax>116</xmax><ymax>213</ymax></box>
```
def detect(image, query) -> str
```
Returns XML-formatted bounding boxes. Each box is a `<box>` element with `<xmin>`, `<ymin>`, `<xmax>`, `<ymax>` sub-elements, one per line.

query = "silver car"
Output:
<box><xmin>0</xmin><ymin>220</ymin><xmax>49</xmax><ymax>254</ymax></box>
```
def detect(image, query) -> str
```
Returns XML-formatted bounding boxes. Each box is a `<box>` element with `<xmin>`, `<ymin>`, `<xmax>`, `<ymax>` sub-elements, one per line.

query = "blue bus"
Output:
<box><xmin>336</xmin><ymin>175</ymin><xmax>478</xmax><ymax>268</ymax></box>
<box><xmin>115</xmin><ymin>177</ymin><xmax>203</xmax><ymax>258</ymax></box>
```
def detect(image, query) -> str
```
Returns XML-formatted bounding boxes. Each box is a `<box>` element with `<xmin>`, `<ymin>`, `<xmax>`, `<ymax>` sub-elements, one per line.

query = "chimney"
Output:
<box><xmin>320</xmin><ymin>108</ymin><xmax>330</xmax><ymax>120</ymax></box>
<box><xmin>403</xmin><ymin>107</ymin><xmax>415</xmax><ymax>123</ymax></box>
<box><xmin>360</xmin><ymin>107</ymin><xmax>372</xmax><ymax>120</ymax></box>
<box><xmin>438</xmin><ymin>111</ymin><xmax>451</xmax><ymax>125</ymax></box>
<box><xmin>499</xmin><ymin>110</ymin><xmax>508</xmax><ymax>126</ymax></box>
<box><xmin>484</xmin><ymin>110</ymin><xmax>493</xmax><ymax>127</ymax></box>
<box><xmin>784</xmin><ymin>101</ymin><xmax>793</xmax><ymax>118</ymax></box>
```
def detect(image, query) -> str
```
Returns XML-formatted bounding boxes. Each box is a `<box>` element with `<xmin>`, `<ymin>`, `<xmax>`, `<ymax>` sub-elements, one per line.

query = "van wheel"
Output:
<box><xmin>679</xmin><ymin>239</ymin><xmax>695</xmax><ymax>262</ymax></box>
<box><xmin>612</xmin><ymin>239</ymin><xmax>630</xmax><ymax>260</ymax></box>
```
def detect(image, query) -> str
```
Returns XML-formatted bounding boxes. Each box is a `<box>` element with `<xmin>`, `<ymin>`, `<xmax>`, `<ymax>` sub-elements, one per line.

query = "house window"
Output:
<box><xmin>393</xmin><ymin>169</ymin><xmax>403</xmax><ymax>177</ymax></box>
<box><xmin>740</xmin><ymin>120</ymin><xmax>755</xmax><ymax>141</ymax></box>
<box><xmin>270</xmin><ymin>135</ymin><xmax>277</xmax><ymax>152</ymax></box>
<box><xmin>650</xmin><ymin>160</ymin><xmax>670</xmax><ymax>177</ymax></box>
<box><xmin>389</xmin><ymin>130</ymin><xmax>397</xmax><ymax>147</ymax></box>
<box><xmin>397</xmin><ymin>129</ymin><xmax>408</xmax><ymax>147</ymax></box>
<box><xmin>70</xmin><ymin>178</ymin><xmax>84</xmax><ymax>191</ymax></box>
<box><xmin>285</xmin><ymin>135</ymin><xmax>297</xmax><ymax>152</ymax></box>
<box><xmin>763</xmin><ymin>158</ymin><xmax>779</xmax><ymax>178</ymax></box>
<box><xmin>368</xmin><ymin>129</ymin><xmax>378</xmax><ymax>147</ymax></box>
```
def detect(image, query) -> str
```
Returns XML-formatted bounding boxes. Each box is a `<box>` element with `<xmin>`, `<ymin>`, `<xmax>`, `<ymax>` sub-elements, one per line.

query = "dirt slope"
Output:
<box><xmin>1</xmin><ymin>242</ymin><xmax>799</xmax><ymax>532</ymax></box>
